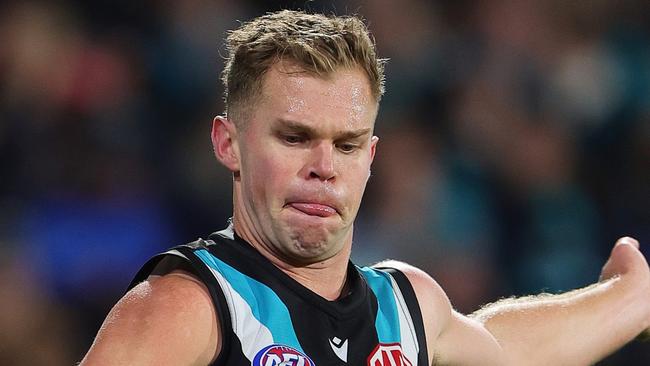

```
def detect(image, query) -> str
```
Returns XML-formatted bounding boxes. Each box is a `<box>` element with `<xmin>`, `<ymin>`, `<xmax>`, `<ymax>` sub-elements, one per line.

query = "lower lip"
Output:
<box><xmin>288</xmin><ymin>203</ymin><xmax>337</xmax><ymax>217</ymax></box>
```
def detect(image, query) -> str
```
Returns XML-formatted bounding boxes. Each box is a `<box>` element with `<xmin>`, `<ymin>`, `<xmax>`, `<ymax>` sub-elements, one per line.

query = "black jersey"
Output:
<box><xmin>130</xmin><ymin>226</ymin><xmax>428</xmax><ymax>366</ymax></box>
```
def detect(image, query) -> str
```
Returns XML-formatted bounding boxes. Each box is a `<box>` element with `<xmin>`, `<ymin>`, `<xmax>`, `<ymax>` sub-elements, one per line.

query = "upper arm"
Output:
<box><xmin>80</xmin><ymin>271</ymin><xmax>220</xmax><ymax>366</ymax></box>
<box><xmin>378</xmin><ymin>260</ymin><xmax>505</xmax><ymax>366</ymax></box>
<box><xmin>434</xmin><ymin>311</ymin><xmax>506</xmax><ymax>366</ymax></box>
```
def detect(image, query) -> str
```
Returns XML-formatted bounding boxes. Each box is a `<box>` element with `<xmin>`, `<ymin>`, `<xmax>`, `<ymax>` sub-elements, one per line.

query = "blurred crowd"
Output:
<box><xmin>0</xmin><ymin>0</ymin><xmax>648</xmax><ymax>364</ymax></box>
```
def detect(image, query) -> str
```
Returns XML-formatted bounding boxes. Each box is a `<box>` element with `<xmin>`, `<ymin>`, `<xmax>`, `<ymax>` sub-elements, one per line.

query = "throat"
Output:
<box><xmin>282</xmin><ymin>262</ymin><xmax>351</xmax><ymax>301</ymax></box>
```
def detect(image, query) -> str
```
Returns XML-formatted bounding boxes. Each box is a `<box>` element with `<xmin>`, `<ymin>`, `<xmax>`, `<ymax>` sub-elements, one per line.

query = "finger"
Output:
<box><xmin>616</xmin><ymin>236</ymin><xmax>639</xmax><ymax>250</ymax></box>
<box><xmin>600</xmin><ymin>237</ymin><xmax>642</xmax><ymax>281</ymax></box>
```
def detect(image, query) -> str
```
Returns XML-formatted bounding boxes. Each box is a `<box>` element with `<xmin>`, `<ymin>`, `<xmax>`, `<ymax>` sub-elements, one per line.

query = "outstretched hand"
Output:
<box><xmin>600</xmin><ymin>237</ymin><xmax>650</xmax><ymax>340</ymax></box>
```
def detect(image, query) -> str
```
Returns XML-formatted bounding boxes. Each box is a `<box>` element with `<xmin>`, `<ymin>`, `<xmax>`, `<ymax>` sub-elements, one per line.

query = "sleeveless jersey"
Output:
<box><xmin>130</xmin><ymin>226</ymin><xmax>429</xmax><ymax>366</ymax></box>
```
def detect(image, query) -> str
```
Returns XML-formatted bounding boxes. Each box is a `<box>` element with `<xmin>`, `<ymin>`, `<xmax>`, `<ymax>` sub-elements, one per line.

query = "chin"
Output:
<box><xmin>290</xmin><ymin>228</ymin><xmax>329</xmax><ymax>248</ymax></box>
<box><xmin>274</xmin><ymin>213</ymin><xmax>347</xmax><ymax>258</ymax></box>
<box><xmin>286</xmin><ymin>228</ymin><xmax>336</xmax><ymax>258</ymax></box>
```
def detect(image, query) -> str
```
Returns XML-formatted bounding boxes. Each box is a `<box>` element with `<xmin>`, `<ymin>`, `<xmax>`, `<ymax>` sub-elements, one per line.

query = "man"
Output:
<box><xmin>81</xmin><ymin>10</ymin><xmax>650</xmax><ymax>365</ymax></box>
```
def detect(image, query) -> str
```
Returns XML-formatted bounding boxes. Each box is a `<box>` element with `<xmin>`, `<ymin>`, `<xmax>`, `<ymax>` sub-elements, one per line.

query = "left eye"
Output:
<box><xmin>338</xmin><ymin>143</ymin><xmax>358</xmax><ymax>153</ymax></box>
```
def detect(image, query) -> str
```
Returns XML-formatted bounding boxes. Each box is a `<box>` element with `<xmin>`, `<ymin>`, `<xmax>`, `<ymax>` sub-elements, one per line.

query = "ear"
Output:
<box><xmin>367</xmin><ymin>135</ymin><xmax>379</xmax><ymax>180</ymax></box>
<box><xmin>211</xmin><ymin>115</ymin><xmax>240</xmax><ymax>172</ymax></box>
<box><xmin>370</xmin><ymin>135</ymin><xmax>379</xmax><ymax>162</ymax></box>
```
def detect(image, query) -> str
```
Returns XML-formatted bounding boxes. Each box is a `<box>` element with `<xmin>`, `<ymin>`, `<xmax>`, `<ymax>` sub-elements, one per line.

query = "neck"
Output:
<box><xmin>272</xmin><ymin>250</ymin><xmax>352</xmax><ymax>301</ymax></box>
<box><xmin>278</xmin><ymin>240</ymin><xmax>352</xmax><ymax>301</ymax></box>
<box><xmin>231</xmin><ymin>212</ymin><xmax>353</xmax><ymax>301</ymax></box>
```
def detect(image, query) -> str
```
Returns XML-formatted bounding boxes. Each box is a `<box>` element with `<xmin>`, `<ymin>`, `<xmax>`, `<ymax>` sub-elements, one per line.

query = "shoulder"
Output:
<box><xmin>81</xmin><ymin>270</ymin><xmax>220</xmax><ymax>365</ymax></box>
<box><xmin>374</xmin><ymin>260</ymin><xmax>452</xmax><ymax>341</ymax></box>
<box><xmin>376</xmin><ymin>261</ymin><xmax>507</xmax><ymax>365</ymax></box>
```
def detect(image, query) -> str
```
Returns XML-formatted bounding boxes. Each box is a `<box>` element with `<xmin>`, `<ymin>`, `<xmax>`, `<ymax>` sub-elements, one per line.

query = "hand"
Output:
<box><xmin>600</xmin><ymin>237</ymin><xmax>650</xmax><ymax>340</ymax></box>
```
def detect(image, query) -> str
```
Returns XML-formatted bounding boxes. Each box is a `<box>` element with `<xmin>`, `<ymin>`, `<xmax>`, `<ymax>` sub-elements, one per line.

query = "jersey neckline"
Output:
<box><xmin>207</xmin><ymin>224</ymin><xmax>370</xmax><ymax>319</ymax></box>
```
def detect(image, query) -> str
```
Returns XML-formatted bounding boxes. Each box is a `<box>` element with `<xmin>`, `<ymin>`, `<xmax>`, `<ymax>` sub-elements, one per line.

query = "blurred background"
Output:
<box><xmin>0</xmin><ymin>0</ymin><xmax>648</xmax><ymax>364</ymax></box>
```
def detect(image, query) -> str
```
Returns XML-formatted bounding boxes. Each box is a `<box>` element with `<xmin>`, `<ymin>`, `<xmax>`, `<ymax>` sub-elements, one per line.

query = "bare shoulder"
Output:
<box><xmin>80</xmin><ymin>270</ymin><xmax>220</xmax><ymax>366</ymax></box>
<box><xmin>375</xmin><ymin>260</ymin><xmax>452</xmax><ymax>340</ymax></box>
<box><xmin>376</xmin><ymin>260</ymin><xmax>505</xmax><ymax>365</ymax></box>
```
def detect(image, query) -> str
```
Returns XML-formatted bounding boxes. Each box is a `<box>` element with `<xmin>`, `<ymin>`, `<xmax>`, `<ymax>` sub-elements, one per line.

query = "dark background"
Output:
<box><xmin>0</xmin><ymin>0</ymin><xmax>648</xmax><ymax>364</ymax></box>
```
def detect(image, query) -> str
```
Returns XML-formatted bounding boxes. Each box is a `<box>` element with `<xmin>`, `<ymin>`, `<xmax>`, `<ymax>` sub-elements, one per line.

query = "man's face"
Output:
<box><xmin>232</xmin><ymin>62</ymin><xmax>378</xmax><ymax>265</ymax></box>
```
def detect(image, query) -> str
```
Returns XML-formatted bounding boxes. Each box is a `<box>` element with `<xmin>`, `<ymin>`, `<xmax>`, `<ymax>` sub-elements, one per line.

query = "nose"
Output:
<box><xmin>306</xmin><ymin>142</ymin><xmax>336</xmax><ymax>182</ymax></box>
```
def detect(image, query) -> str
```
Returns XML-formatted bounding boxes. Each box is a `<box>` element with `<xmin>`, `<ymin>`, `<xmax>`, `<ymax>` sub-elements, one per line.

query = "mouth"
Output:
<box><xmin>286</xmin><ymin>202</ymin><xmax>338</xmax><ymax>218</ymax></box>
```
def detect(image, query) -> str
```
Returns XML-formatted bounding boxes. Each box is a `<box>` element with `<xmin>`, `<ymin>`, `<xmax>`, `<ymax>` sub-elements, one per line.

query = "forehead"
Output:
<box><xmin>252</xmin><ymin>61</ymin><xmax>377</xmax><ymax>130</ymax></box>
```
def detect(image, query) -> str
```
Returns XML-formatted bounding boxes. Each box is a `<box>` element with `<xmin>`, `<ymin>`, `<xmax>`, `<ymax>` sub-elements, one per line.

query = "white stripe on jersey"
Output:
<box><xmin>388</xmin><ymin>274</ymin><xmax>420</xmax><ymax>364</ymax></box>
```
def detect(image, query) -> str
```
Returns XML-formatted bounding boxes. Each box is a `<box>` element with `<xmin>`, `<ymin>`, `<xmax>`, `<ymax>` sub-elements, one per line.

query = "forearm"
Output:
<box><xmin>471</xmin><ymin>275</ymin><xmax>649</xmax><ymax>366</ymax></box>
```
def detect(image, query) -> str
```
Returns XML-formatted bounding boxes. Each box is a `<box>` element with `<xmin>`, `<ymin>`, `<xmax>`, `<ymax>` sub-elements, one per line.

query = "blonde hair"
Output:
<box><xmin>222</xmin><ymin>10</ymin><xmax>386</xmax><ymax>124</ymax></box>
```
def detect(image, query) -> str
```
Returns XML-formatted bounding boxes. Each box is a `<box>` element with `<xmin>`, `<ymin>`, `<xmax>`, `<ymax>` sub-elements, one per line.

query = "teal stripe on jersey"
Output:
<box><xmin>358</xmin><ymin>266</ymin><xmax>401</xmax><ymax>343</ymax></box>
<box><xmin>194</xmin><ymin>249</ymin><xmax>304</xmax><ymax>353</ymax></box>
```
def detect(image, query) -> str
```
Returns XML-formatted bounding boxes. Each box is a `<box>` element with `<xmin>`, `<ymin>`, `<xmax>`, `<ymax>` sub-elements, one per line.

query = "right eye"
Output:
<box><xmin>282</xmin><ymin>134</ymin><xmax>305</xmax><ymax>145</ymax></box>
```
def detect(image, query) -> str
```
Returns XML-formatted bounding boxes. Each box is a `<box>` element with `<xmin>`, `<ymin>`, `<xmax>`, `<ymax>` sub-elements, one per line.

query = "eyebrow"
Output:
<box><xmin>274</xmin><ymin>119</ymin><xmax>372</xmax><ymax>140</ymax></box>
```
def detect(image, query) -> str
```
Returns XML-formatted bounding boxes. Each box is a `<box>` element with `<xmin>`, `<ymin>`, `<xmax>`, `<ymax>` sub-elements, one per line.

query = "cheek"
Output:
<box><xmin>249</xmin><ymin>155</ymin><xmax>294</xmax><ymax>197</ymax></box>
<box><xmin>351</xmin><ymin>173</ymin><xmax>370</xmax><ymax>198</ymax></box>
<box><xmin>343</xmin><ymin>160</ymin><xmax>372</xmax><ymax>196</ymax></box>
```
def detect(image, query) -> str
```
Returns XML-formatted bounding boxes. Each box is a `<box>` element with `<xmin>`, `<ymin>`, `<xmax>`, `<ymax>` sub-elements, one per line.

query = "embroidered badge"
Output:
<box><xmin>367</xmin><ymin>343</ymin><xmax>412</xmax><ymax>366</ymax></box>
<box><xmin>253</xmin><ymin>344</ymin><xmax>315</xmax><ymax>366</ymax></box>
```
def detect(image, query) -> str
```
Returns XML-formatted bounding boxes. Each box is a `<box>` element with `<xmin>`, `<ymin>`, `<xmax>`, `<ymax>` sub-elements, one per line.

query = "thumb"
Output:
<box><xmin>599</xmin><ymin>237</ymin><xmax>641</xmax><ymax>282</ymax></box>
<box><xmin>616</xmin><ymin>236</ymin><xmax>640</xmax><ymax>250</ymax></box>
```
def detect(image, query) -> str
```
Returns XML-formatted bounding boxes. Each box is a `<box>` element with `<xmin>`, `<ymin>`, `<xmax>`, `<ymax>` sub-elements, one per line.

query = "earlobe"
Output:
<box><xmin>211</xmin><ymin>116</ymin><xmax>240</xmax><ymax>172</ymax></box>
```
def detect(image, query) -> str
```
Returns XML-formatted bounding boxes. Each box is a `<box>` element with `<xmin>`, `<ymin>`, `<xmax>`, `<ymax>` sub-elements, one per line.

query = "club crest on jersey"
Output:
<box><xmin>253</xmin><ymin>344</ymin><xmax>315</xmax><ymax>366</ymax></box>
<box><xmin>367</xmin><ymin>343</ymin><xmax>412</xmax><ymax>366</ymax></box>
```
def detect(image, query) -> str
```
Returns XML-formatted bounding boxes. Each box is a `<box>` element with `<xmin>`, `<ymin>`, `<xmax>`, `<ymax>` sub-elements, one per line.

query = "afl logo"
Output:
<box><xmin>253</xmin><ymin>344</ymin><xmax>315</xmax><ymax>366</ymax></box>
<box><xmin>367</xmin><ymin>343</ymin><xmax>412</xmax><ymax>366</ymax></box>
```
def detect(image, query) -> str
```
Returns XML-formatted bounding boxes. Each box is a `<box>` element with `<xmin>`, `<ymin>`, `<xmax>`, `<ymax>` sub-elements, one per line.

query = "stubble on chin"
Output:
<box><xmin>288</xmin><ymin>226</ymin><xmax>330</xmax><ymax>254</ymax></box>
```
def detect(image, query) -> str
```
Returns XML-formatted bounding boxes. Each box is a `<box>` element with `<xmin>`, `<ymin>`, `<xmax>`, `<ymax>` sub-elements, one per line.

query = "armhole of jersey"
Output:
<box><xmin>376</xmin><ymin>267</ymin><xmax>430</xmax><ymax>366</ymax></box>
<box><xmin>127</xmin><ymin>243</ymin><xmax>232</xmax><ymax>366</ymax></box>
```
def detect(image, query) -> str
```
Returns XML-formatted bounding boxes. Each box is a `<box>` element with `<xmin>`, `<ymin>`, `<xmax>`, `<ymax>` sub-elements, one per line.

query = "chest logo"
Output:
<box><xmin>329</xmin><ymin>337</ymin><xmax>348</xmax><ymax>362</ymax></box>
<box><xmin>367</xmin><ymin>343</ymin><xmax>412</xmax><ymax>366</ymax></box>
<box><xmin>253</xmin><ymin>344</ymin><xmax>315</xmax><ymax>366</ymax></box>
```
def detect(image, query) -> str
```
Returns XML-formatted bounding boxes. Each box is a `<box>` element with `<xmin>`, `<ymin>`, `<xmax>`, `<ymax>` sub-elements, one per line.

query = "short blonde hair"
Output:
<box><xmin>222</xmin><ymin>10</ymin><xmax>386</xmax><ymax>124</ymax></box>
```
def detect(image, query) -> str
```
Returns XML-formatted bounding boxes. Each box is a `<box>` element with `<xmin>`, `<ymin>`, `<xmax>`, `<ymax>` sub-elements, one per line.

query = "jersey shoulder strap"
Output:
<box><xmin>370</xmin><ymin>266</ymin><xmax>430</xmax><ymax>366</ymax></box>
